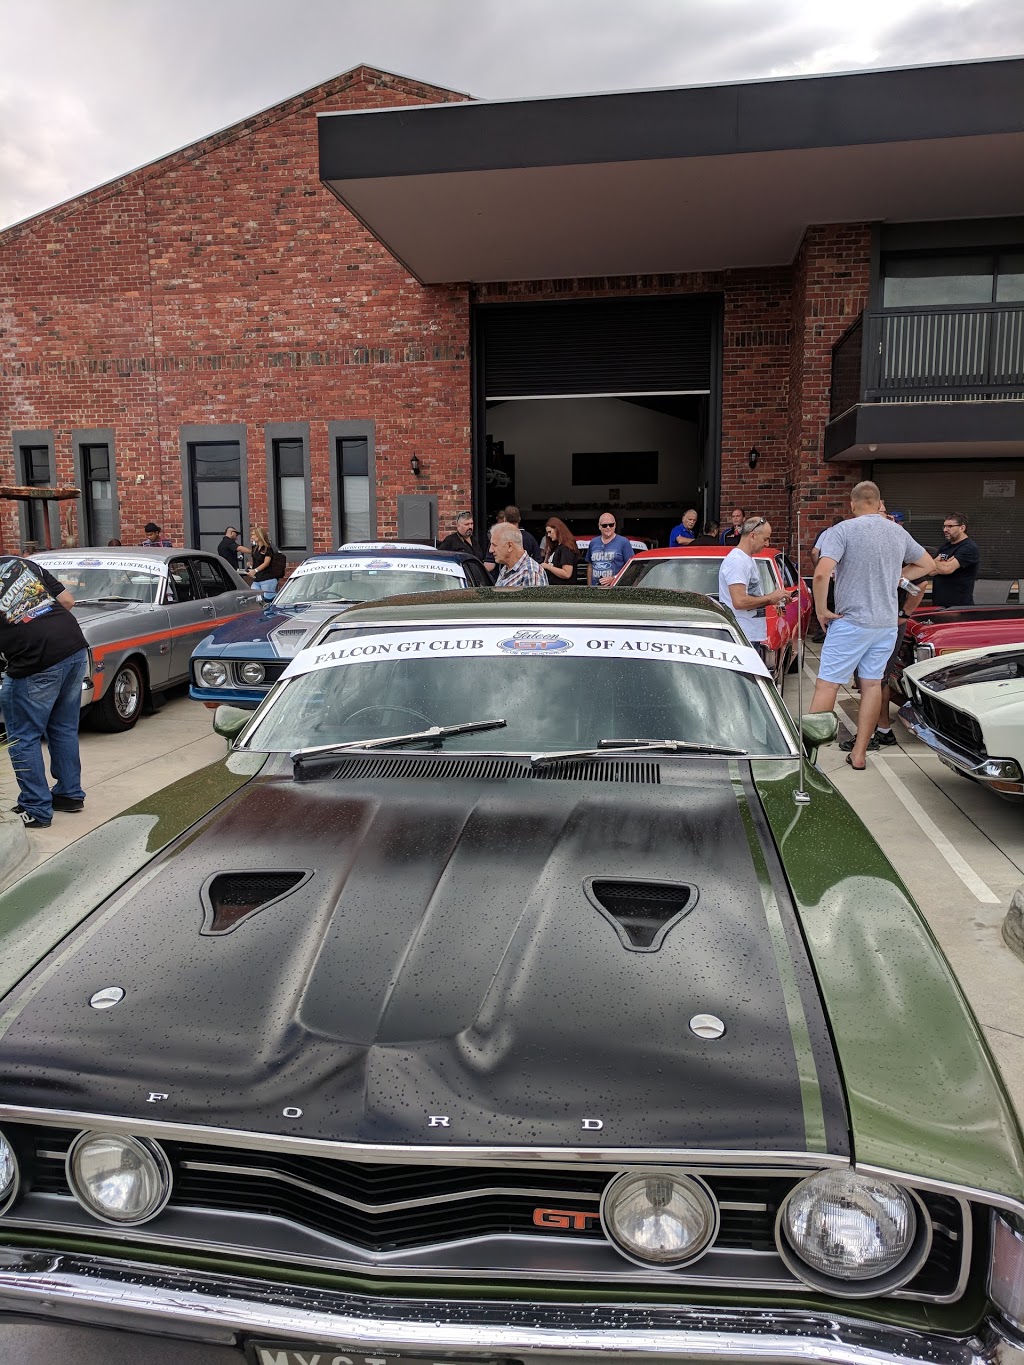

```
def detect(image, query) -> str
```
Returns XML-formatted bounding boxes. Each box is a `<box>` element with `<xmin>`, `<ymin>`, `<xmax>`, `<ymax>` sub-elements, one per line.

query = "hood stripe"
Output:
<box><xmin>730</xmin><ymin>763</ymin><xmax>830</xmax><ymax>1154</ymax></box>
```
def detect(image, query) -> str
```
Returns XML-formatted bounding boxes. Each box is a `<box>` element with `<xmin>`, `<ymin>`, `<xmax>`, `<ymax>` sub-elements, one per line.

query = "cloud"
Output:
<box><xmin>0</xmin><ymin>0</ymin><xmax>1021</xmax><ymax>230</ymax></box>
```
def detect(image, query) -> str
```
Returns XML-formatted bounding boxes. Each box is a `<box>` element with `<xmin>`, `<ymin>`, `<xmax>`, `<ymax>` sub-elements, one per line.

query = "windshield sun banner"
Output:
<box><xmin>37</xmin><ymin>555</ymin><xmax>164</xmax><ymax>576</ymax></box>
<box><xmin>282</xmin><ymin>626</ymin><xmax>770</xmax><ymax>681</ymax></box>
<box><xmin>291</xmin><ymin>557</ymin><xmax>463</xmax><ymax>578</ymax></box>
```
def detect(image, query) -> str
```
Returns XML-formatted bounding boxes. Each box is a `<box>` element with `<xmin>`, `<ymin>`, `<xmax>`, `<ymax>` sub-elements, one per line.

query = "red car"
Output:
<box><xmin>888</xmin><ymin>604</ymin><xmax>1024</xmax><ymax>701</ymax></box>
<box><xmin>612</xmin><ymin>545</ymin><xmax>812</xmax><ymax>684</ymax></box>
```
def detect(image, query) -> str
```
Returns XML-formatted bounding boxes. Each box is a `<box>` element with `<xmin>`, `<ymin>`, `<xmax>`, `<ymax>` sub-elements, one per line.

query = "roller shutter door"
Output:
<box><xmin>873</xmin><ymin>460</ymin><xmax>1023</xmax><ymax>581</ymax></box>
<box><xmin>479</xmin><ymin>296</ymin><xmax>716</xmax><ymax>398</ymax></box>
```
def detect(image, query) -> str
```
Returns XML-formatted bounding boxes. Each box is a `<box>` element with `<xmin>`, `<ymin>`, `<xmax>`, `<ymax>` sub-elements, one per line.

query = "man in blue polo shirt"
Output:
<box><xmin>668</xmin><ymin>508</ymin><xmax>698</xmax><ymax>546</ymax></box>
<box><xmin>586</xmin><ymin>513</ymin><xmax>634</xmax><ymax>586</ymax></box>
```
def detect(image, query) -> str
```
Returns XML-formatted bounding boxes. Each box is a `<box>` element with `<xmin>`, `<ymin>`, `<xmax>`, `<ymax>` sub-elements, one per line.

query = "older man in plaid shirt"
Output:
<box><xmin>491</xmin><ymin>523</ymin><xmax>549</xmax><ymax>588</ymax></box>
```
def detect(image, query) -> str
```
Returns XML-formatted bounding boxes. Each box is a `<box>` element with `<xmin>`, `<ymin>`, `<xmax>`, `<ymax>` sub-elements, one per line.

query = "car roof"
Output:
<box><xmin>31</xmin><ymin>546</ymin><xmax>212</xmax><ymax>564</ymax></box>
<box><xmin>333</xmin><ymin>585</ymin><xmax>734</xmax><ymax>628</ymax></box>
<box><xmin>628</xmin><ymin>545</ymin><xmax>781</xmax><ymax>560</ymax></box>
<box><xmin>333</xmin><ymin>543</ymin><xmax>479</xmax><ymax>563</ymax></box>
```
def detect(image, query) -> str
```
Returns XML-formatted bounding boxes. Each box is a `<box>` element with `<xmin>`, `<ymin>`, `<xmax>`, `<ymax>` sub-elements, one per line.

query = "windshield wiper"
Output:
<box><xmin>529</xmin><ymin>738</ymin><xmax>748</xmax><ymax>769</ymax></box>
<box><xmin>291</xmin><ymin>718</ymin><xmax>507</xmax><ymax>764</ymax></box>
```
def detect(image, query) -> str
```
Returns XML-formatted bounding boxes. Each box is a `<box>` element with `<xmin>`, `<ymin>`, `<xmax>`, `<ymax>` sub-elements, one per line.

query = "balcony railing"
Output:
<box><xmin>830</xmin><ymin>303</ymin><xmax>1024</xmax><ymax>417</ymax></box>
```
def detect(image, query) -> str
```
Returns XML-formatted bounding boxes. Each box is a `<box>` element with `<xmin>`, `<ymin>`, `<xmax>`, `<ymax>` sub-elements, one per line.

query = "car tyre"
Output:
<box><xmin>92</xmin><ymin>658</ymin><xmax>146</xmax><ymax>732</ymax></box>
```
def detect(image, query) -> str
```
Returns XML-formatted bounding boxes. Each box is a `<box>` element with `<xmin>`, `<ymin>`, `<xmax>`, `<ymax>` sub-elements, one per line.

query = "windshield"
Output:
<box><xmin>242</xmin><ymin>624</ymin><xmax>792</xmax><ymax>757</ymax></box>
<box><xmin>54</xmin><ymin>566</ymin><xmax>162</xmax><ymax>604</ymax></box>
<box><xmin>616</xmin><ymin>557</ymin><xmax>774</xmax><ymax>598</ymax></box>
<box><xmin>275</xmin><ymin>566</ymin><xmax>464</xmax><ymax>606</ymax></box>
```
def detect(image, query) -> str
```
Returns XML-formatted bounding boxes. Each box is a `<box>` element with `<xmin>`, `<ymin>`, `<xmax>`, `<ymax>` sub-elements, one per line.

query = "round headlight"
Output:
<box><xmin>239</xmin><ymin>661</ymin><xmax>266</xmax><ymax>685</ymax></box>
<box><xmin>66</xmin><ymin>1132</ymin><xmax>171</xmax><ymax>1225</ymax></box>
<box><xmin>601</xmin><ymin>1169</ymin><xmax>718</xmax><ymax>1268</ymax></box>
<box><xmin>779</xmin><ymin>1169</ymin><xmax>927</xmax><ymax>1292</ymax></box>
<box><xmin>0</xmin><ymin>1129</ymin><xmax>20</xmax><ymax>1213</ymax></box>
<box><xmin>199</xmin><ymin>660</ymin><xmax>229</xmax><ymax>688</ymax></box>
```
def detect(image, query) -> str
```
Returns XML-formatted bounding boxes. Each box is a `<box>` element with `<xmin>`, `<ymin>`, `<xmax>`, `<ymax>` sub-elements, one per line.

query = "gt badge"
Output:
<box><xmin>533</xmin><ymin>1207</ymin><xmax>601</xmax><ymax>1230</ymax></box>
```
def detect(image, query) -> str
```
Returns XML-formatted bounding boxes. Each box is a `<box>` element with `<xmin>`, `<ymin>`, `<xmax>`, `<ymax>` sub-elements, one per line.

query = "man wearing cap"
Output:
<box><xmin>140</xmin><ymin>522</ymin><xmax>172</xmax><ymax>547</ymax></box>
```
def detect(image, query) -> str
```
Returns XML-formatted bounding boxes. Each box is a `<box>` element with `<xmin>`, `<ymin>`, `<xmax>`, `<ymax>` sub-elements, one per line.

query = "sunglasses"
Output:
<box><xmin>599</xmin><ymin>522</ymin><xmax>615</xmax><ymax>529</ymax></box>
<box><xmin>748</xmin><ymin>518</ymin><xmax>768</xmax><ymax>532</ymax></box>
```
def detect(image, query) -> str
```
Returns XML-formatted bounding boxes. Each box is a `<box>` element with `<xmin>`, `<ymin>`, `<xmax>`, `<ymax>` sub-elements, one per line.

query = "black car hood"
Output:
<box><xmin>0</xmin><ymin>768</ymin><xmax>848</xmax><ymax>1155</ymax></box>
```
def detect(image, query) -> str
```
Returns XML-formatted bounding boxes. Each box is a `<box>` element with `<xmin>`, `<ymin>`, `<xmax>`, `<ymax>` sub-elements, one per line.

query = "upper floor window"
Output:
<box><xmin>882</xmin><ymin>251</ymin><xmax>1024</xmax><ymax>308</ymax></box>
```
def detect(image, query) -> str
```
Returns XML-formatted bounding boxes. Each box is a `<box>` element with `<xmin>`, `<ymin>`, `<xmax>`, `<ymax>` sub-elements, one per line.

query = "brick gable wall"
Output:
<box><xmin>0</xmin><ymin>67</ymin><xmax>471</xmax><ymax>551</ymax></box>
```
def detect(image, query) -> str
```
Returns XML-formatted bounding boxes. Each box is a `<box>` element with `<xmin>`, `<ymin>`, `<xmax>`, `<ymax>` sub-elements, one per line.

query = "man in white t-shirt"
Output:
<box><xmin>718</xmin><ymin>517</ymin><xmax>792</xmax><ymax>649</ymax></box>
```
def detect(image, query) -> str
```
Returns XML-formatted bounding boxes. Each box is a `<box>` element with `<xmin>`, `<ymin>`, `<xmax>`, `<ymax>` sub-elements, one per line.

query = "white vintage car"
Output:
<box><xmin>898</xmin><ymin>640</ymin><xmax>1024</xmax><ymax>802</ymax></box>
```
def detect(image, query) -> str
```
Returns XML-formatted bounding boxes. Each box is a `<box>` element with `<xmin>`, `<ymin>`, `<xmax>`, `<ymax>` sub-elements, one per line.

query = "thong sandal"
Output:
<box><xmin>845</xmin><ymin>754</ymin><xmax>867</xmax><ymax>772</ymax></box>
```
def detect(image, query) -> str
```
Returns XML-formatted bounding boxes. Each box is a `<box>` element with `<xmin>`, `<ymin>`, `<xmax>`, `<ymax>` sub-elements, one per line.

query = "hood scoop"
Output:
<box><xmin>585</xmin><ymin>877</ymin><xmax>697</xmax><ymax>952</ymax></box>
<box><xmin>200</xmin><ymin>870</ymin><xmax>311</xmax><ymax>935</ymax></box>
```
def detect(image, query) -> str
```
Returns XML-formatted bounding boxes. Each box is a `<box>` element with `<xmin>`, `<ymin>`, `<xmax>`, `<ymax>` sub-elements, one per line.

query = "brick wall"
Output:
<box><xmin>1</xmin><ymin>64</ymin><xmax>872</xmax><ymax>560</ymax></box>
<box><xmin>787</xmin><ymin>224</ymin><xmax>872</xmax><ymax>563</ymax></box>
<box><xmin>0</xmin><ymin>66</ymin><xmax>472</xmax><ymax>555</ymax></box>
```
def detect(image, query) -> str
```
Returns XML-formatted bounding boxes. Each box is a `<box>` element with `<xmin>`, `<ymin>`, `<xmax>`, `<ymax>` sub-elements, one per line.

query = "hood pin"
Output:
<box><xmin>89</xmin><ymin>987</ymin><xmax>126</xmax><ymax>1010</ymax></box>
<box><xmin>689</xmin><ymin>1013</ymin><xmax>726</xmax><ymax>1039</ymax></box>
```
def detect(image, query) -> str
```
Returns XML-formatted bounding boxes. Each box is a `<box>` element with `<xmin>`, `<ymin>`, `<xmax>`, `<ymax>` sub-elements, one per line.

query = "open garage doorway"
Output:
<box><xmin>473</xmin><ymin>296</ymin><xmax>721</xmax><ymax>549</ymax></box>
<box><xmin>484</xmin><ymin>394</ymin><xmax>708</xmax><ymax>547</ymax></box>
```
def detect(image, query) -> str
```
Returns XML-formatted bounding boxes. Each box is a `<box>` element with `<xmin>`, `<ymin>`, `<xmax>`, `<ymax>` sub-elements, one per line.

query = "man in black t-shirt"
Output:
<box><xmin>216</xmin><ymin>526</ymin><xmax>245</xmax><ymax>571</ymax></box>
<box><xmin>930</xmin><ymin>514</ymin><xmax>980</xmax><ymax>607</ymax></box>
<box><xmin>0</xmin><ymin>557</ymin><xmax>89</xmax><ymax>828</ymax></box>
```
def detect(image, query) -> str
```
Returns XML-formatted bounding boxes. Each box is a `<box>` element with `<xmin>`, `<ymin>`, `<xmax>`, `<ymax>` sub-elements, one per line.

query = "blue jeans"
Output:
<box><xmin>1</xmin><ymin>648</ymin><xmax>88</xmax><ymax>823</ymax></box>
<box><xmin>253</xmin><ymin>578</ymin><xmax>277</xmax><ymax>599</ymax></box>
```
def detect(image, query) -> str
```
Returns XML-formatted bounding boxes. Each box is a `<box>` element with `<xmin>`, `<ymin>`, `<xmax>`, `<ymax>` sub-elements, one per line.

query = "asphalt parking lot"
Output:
<box><xmin>0</xmin><ymin>662</ymin><xmax>1022</xmax><ymax>1364</ymax></box>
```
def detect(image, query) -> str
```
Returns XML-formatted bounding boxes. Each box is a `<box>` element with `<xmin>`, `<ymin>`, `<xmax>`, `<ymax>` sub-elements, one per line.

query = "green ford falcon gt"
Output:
<box><xmin>0</xmin><ymin>587</ymin><xmax>1021</xmax><ymax>1365</ymax></box>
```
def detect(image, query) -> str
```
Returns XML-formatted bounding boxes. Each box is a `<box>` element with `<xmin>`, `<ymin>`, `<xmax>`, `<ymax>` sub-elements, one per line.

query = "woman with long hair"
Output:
<box><xmin>248</xmin><ymin>524</ymin><xmax>280</xmax><ymax>599</ymax></box>
<box><xmin>540</xmin><ymin>517</ymin><xmax>579</xmax><ymax>584</ymax></box>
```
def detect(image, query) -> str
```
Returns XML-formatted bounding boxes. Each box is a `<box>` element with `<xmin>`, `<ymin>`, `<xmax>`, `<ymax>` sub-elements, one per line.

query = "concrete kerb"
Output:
<box><xmin>1003</xmin><ymin>885</ymin><xmax>1024</xmax><ymax>963</ymax></box>
<box><xmin>0</xmin><ymin>818</ymin><xmax>29</xmax><ymax>884</ymax></box>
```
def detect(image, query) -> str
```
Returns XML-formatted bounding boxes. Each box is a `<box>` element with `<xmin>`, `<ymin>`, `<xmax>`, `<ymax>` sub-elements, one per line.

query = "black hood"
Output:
<box><xmin>0</xmin><ymin>767</ymin><xmax>847</xmax><ymax>1154</ymax></box>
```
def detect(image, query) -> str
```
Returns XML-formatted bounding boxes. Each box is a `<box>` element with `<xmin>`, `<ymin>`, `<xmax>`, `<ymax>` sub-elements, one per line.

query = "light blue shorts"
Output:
<box><xmin>818</xmin><ymin>618</ymin><xmax>898</xmax><ymax>684</ymax></box>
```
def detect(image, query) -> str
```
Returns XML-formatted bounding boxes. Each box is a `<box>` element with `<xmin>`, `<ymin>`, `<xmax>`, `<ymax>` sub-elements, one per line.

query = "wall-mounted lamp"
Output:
<box><xmin>748</xmin><ymin>447</ymin><xmax>760</xmax><ymax>470</ymax></box>
<box><xmin>410</xmin><ymin>454</ymin><xmax>422</xmax><ymax>477</ymax></box>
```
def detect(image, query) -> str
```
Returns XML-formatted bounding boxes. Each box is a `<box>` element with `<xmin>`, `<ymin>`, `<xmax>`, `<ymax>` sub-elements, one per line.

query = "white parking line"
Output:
<box><xmin>799</xmin><ymin>664</ymin><xmax>1002</xmax><ymax>906</ymax></box>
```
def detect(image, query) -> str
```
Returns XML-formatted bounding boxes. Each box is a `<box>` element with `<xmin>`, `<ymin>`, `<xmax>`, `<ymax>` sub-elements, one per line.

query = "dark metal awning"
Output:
<box><xmin>318</xmin><ymin>59</ymin><xmax>1024</xmax><ymax>284</ymax></box>
<box><xmin>824</xmin><ymin>401</ymin><xmax>1024</xmax><ymax>462</ymax></box>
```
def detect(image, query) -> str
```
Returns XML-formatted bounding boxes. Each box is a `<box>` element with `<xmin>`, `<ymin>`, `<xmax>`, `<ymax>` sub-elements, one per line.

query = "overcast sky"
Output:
<box><xmin>2</xmin><ymin>0</ymin><xmax>1022</xmax><ymax>230</ymax></box>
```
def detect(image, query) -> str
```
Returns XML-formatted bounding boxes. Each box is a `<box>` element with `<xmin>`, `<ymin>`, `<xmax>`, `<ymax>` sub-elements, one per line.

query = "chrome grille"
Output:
<box><xmin>16</xmin><ymin>1127</ymin><xmax>967</xmax><ymax>1299</ymax></box>
<box><xmin>916</xmin><ymin>692</ymin><xmax>985</xmax><ymax>753</ymax></box>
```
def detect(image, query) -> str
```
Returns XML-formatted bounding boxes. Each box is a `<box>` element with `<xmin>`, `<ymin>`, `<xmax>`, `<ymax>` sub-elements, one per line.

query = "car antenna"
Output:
<box><xmin>793</xmin><ymin>502</ymin><xmax>811</xmax><ymax>807</ymax></box>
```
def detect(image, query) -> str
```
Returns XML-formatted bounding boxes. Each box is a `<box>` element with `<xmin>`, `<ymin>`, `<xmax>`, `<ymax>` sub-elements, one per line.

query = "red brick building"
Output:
<box><xmin>2</xmin><ymin>59</ymin><xmax>1022</xmax><ymax>576</ymax></box>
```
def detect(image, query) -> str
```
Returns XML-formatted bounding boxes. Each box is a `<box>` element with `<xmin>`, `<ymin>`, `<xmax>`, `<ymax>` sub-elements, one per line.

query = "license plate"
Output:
<box><xmin>247</xmin><ymin>1346</ymin><xmax>515</xmax><ymax>1365</ymax></box>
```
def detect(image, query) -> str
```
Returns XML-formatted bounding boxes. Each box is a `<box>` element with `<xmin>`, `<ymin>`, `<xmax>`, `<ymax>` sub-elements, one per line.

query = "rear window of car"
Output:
<box><xmin>617</xmin><ymin>557</ymin><xmax>775</xmax><ymax>597</ymax></box>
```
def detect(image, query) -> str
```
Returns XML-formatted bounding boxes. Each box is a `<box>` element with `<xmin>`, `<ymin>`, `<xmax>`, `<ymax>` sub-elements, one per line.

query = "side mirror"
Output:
<box><xmin>799</xmin><ymin>711</ymin><xmax>838</xmax><ymax>763</ymax></box>
<box><xmin>213</xmin><ymin>705</ymin><xmax>252</xmax><ymax>742</ymax></box>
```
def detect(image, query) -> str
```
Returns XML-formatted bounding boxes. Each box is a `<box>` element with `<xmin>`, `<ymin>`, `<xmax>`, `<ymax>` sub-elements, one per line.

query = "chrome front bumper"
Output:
<box><xmin>898</xmin><ymin>704</ymin><xmax>1024</xmax><ymax>797</ymax></box>
<box><xmin>0</xmin><ymin>1247</ymin><xmax>1023</xmax><ymax>1365</ymax></box>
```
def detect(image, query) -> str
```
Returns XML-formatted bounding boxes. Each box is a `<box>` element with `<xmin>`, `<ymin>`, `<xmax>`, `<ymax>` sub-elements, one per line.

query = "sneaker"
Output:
<box><xmin>839</xmin><ymin>735</ymin><xmax>879</xmax><ymax>753</ymax></box>
<box><xmin>51</xmin><ymin>794</ymin><xmax>85</xmax><ymax>812</ymax></box>
<box><xmin>19</xmin><ymin>811</ymin><xmax>51</xmax><ymax>829</ymax></box>
<box><xmin>9</xmin><ymin>804</ymin><xmax>24</xmax><ymax>814</ymax></box>
<box><xmin>874</xmin><ymin>729</ymin><xmax>898</xmax><ymax>747</ymax></box>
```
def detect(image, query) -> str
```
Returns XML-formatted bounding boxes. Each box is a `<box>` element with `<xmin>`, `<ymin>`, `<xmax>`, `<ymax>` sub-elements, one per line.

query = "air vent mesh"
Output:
<box><xmin>588</xmin><ymin>878</ymin><xmax>695</xmax><ymax>950</ymax></box>
<box><xmin>202</xmin><ymin>871</ymin><xmax>308</xmax><ymax>935</ymax></box>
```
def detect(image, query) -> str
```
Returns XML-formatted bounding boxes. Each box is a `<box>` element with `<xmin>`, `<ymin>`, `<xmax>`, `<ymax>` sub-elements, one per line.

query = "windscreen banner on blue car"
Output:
<box><xmin>282</xmin><ymin>626</ymin><xmax>770</xmax><ymax>680</ymax></box>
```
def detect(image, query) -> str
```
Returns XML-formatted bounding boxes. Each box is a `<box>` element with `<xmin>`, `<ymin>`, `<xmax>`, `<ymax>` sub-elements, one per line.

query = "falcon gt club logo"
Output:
<box><xmin>498</xmin><ymin>630</ymin><xmax>573</xmax><ymax>654</ymax></box>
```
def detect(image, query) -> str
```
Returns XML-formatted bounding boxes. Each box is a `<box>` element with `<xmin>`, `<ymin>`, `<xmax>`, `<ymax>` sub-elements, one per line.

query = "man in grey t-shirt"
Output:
<box><xmin>810</xmin><ymin>481</ymin><xmax>935</xmax><ymax>770</ymax></box>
